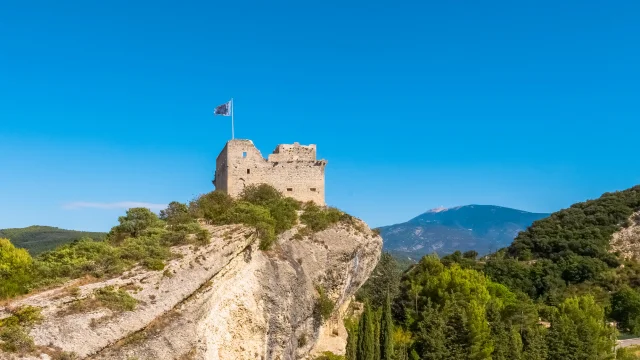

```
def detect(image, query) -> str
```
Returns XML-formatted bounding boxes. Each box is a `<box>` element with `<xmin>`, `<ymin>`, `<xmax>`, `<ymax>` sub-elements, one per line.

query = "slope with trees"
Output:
<box><xmin>0</xmin><ymin>226</ymin><xmax>107</xmax><ymax>255</ymax></box>
<box><xmin>347</xmin><ymin>185</ymin><xmax>640</xmax><ymax>360</ymax></box>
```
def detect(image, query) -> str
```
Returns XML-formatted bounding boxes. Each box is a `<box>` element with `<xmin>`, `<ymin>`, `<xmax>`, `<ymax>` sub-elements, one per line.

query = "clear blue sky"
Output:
<box><xmin>1</xmin><ymin>0</ymin><xmax>639</xmax><ymax>232</ymax></box>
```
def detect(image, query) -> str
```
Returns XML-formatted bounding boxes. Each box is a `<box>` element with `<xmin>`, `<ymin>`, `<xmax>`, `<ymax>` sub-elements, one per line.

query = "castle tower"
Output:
<box><xmin>213</xmin><ymin>139</ymin><xmax>327</xmax><ymax>205</ymax></box>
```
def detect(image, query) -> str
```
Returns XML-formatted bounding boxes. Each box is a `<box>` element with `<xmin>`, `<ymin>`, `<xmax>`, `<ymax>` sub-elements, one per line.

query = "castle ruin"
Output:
<box><xmin>213</xmin><ymin>140</ymin><xmax>327</xmax><ymax>205</ymax></box>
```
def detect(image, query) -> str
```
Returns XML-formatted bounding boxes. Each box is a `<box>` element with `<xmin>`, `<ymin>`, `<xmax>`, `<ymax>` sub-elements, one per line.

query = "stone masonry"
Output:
<box><xmin>213</xmin><ymin>139</ymin><xmax>327</xmax><ymax>205</ymax></box>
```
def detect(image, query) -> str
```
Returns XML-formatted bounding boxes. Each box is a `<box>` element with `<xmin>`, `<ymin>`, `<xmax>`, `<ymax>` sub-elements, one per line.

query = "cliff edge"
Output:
<box><xmin>2</xmin><ymin>218</ymin><xmax>381</xmax><ymax>360</ymax></box>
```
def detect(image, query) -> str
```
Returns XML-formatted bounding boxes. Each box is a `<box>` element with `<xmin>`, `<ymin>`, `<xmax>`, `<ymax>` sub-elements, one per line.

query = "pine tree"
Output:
<box><xmin>417</xmin><ymin>300</ymin><xmax>448</xmax><ymax>360</ymax></box>
<box><xmin>380</xmin><ymin>292</ymin><xmax>394</xmax><ymax>360</ymax></box>
<box><xmin>522</xmin><ymin>325</ymin><xmax>548</xmax><ymax>360</ymax></box>
<box><xmin>357</xmin><ymin>301</ymin><xmax>376</xmax><ymax>360</ymax></box>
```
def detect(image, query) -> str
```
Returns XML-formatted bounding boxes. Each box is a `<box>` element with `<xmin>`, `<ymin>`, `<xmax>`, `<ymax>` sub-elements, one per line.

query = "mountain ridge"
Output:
<box><xmin>0</xmin><ymin>225</ymin><xmax>107</xmax><ymax>255</ymax></box>
<box><xmin>380</xmin><ymin>204</ymin><xmax>549</xmax><ymax>257</ymax></box>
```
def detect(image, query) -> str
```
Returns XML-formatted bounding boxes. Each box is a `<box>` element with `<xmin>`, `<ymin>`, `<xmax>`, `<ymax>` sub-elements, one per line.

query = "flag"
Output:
<box><xmin>214</xmin><ymin>101</ymin><xmax>231</xmax><ymax>116</ymax></box>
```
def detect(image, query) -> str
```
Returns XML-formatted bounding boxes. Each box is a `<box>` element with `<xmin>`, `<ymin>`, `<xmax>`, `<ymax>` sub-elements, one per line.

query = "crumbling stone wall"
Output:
<box><xmin>214</xmin><ymin>140</ymin><xmax>327</xmax><ymax>205</ymax></box>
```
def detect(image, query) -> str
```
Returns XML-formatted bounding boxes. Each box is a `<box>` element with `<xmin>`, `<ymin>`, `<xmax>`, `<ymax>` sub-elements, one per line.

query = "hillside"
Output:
<box><xmin>0</xmin><ymin>221</ymin><xmax>381</xmax><ymax>359</ymax></box>
<box><xmin>485</xmin><ymin>185</ymin><xmax>640</xmax><ymax>304</ymax></box>
<box><xmin>379</xmin><ymin>205</ymin><xmax>549</xmax><ymax>257</ymax></box>
<box><xmin>0</xmin><ymin>226</ymin><xmax>107</xmax><ymax>255</ymax></box>
<box><xmin>0</xmin><ymin>185</ymin><xmax>382</xmax><ymax>359</ymax></box>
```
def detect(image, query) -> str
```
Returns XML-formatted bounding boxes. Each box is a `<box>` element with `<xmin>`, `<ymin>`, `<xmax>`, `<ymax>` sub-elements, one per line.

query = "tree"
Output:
<box><xmin>611</xmin><ymin>286</ymin><xmax>640</xmax><ymax>335</ymax></box>
<box><xmin>357</xmin><ymin>253</ymin><xmax>402</xmax><ymax>308</ymax></box>
<box><xmin>357</xmin><ymin>302</ymin><xmax>375</xmax><ymax>360</ymax></box>
<box><xmin>522</xmin><ymin>325</ymin><xmax>548</xmax><ymax>360</ymax></box>
<box><xmin>415</xmin><ymin>300</ymin><xmax>447</xmax><ymax>360</ymax></box>
<box><xmin>463</xmin><ymin>250</ymin><xmax>479</xmax><ymax>259</ymax></box>
<box><xmin>159</xmin><ymin>201</ymin><xmax>192</xmax><ymax>228</ymax></box>
<box><xmin>380</xmin><ymin>292</ymin><xmax>393</xmax><ymax>360</ymax></box>
<box><xmin>345</xmin><ymin>319</ymin><xmax>358</xmax><ymax>360</ymax></box>
<box><xmin>392</xmin><ymin>328</ymin><xmax>413</xmax><ymax>360</ymax></box>
<box><xmin>109</xmin><ymin>207</ymin><xmax>164</xmax><ymax>241</ymax></box>
<box><xmin>467</xmin><ymin>299</ymin><xmax>493</xmax><ymax>360</ymax></box>
<box><xmin>547</xmin><ymin>295</ymin><xmax>615</xmax><ymax>360</ymax></box>
<box><xmin>0</xmin><ymin>239</ymin><xmax>33</xmax><ymax>299</ymax></box>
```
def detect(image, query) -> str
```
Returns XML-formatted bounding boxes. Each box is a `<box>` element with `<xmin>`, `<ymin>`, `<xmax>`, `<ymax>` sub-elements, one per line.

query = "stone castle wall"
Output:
<box><xmin>214</xmin><ymin>140</ymin><xmax>326</xmax><ymax>205</ymax></box>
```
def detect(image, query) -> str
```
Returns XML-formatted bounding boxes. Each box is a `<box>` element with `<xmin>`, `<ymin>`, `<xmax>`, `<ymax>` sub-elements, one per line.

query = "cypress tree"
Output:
<box><xmin>346</xmin><ymin>321</ymin><xmax>358</xmax><ymax>360</ymax></box>
<box><xmin>357</xmin><ymin>301</ymin><xmax>376</xmax><ymax>360</ymax></box>
<box><xmin>380</xmin><ymin>292</ymin><xmax>393</xmax><ymax>360</ymax></box>
<box><xmin>373</xmin><ymin>308</ymin><xmax>381</xmax><ymax>360</ymax></box>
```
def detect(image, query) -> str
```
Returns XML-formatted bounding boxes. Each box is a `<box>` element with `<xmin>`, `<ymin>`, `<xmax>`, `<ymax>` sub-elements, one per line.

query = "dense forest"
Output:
<box><xmin>0</xmin><ymin>226</ymin><xmax>106</xmax><ymax>255</ymax></box>
<box><xmin>348</xmin><ymin>185</ymin><xmax>640</xmax><ymax>360</ymax></box>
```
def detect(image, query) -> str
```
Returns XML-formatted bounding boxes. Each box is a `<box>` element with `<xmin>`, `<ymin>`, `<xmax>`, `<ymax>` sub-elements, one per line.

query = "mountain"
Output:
<box><xmin>0</xmin><ymin>225</ymin><xmax>107</xmax><ymax>255</ymax></box>
<box><xmin>379</xmin><ymin>205</ymin><xmax>549</xmax><ymax>257</ymax></box>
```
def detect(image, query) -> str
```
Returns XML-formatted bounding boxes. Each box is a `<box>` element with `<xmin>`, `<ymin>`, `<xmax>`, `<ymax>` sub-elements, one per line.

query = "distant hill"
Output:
<box><xmin>379</xmin><ymin>205</ymin><xmax>549</xmax><ymax>257</ymax></box>
<box><xmin>0</xmin><ymin>225</ymin><xmax>107</xmax><ymax>255</ymax></box>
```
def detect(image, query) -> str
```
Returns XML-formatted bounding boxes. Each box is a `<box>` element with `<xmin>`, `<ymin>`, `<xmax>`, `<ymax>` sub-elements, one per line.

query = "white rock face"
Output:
<box><xmin>2</xmin><ymin>219</ymin><xmax>381</xmax><ymax>360</ymax></box>
<box><xmin>611</xmin><ymin>211</ymin><xmax>640</xmax><ymax>260</ymax></box>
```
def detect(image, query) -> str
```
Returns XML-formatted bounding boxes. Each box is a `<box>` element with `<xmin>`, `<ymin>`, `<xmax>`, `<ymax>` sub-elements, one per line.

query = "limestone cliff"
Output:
<box><xmin>1</xmin><ymin>219</ymin><xmax>381</xmax><ymax>360</ymax></box>
<box><xmin>611</xmin><ymin>211</ymin><xmax>640</xmax><ymax>260</ymax></box>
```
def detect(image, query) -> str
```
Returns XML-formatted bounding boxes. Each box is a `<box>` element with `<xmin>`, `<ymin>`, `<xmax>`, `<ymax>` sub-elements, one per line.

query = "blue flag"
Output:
<box><xmin>214</xmin><ymin>101</ymin><xmax>231</xmax><ymax>116</ymax></box>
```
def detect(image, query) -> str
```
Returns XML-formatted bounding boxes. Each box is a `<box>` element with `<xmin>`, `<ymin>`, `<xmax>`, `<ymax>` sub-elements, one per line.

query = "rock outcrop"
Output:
<box><xmin>611</xmin><ymin>211</ymin><xmax>640</xmax><ymax>260</ymax></box>
<box><xmin>1</xmin><ymin>219</ymin><xmax>381</xmax><ymax>360</ymax></box>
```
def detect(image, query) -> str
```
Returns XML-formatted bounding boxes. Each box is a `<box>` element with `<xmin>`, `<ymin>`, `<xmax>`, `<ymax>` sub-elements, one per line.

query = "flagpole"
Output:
<box><xmin>231</xmin><ymin>98</ymin><xmax>234</xmax><ymax>140</ymax></box>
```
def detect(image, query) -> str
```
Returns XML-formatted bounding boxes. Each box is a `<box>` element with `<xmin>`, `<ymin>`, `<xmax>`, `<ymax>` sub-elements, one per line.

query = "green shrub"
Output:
<box><xmin>119</xmin><ymin>235</ymin><xmax>171</xmax><ymax>269</ymax></box>
<box><xmin>240</xmin><ymin>184</ymin><xmax>283</xmax><ymax>206</ymax></box>
<box><xmin>52</xmin><ymin>352</ymin><xmax>79</xmax><ymax>360</ymax></box>
<box><xmin>267</xmin><ymin>197</ymin><xmax>300</xmax><ymax>234</ymax></box>
<box><xmin>94</xmin><ymin>286</ymin><xmax>138</xmax><ymax>312</ymax></box>
<box><xmin>0</xmin><ymin>325</ymin><xmax>34</xmax><ymax>353</ymax></box>
<box><xmin>301</xmin><ymin>202</ymin><xmax>343</xmax><ymax>232</ymax></box>
<box><xmin>314</xmin><ymin>351</ymin><xmax>345</xmax><ymax>360</ymax></box>
<box><xmin>298</xmin><ymin>334</ymin><xmax>308</xmax><ymax>348</ymax></box>
<box><xmin>191</xmin><ymin>191</ymin><xmax>234</xmax><ymax>223</ymax></box>
<box><xmin>316</xmin><ymin>286</ymin><xmax>335</xmax><ymax>321</ymax></box>
<box><xmin>195</xmin><ymin>229</ymin><xmax>211</xmax><ymax>245</ymax></box>
<box><xmin>160</xmin><ymin>202</ymin><xmax>194</xmax><ymax>229</ymax></box>
<box><xmin>34</xmin><ymin>238</ymin><xmax>124</xmax><ymax>280</ymax></box>
<box><xmin>108</xmin><ymin>208</ymin><xmax>165</xmax><ymax>243</ymax></box>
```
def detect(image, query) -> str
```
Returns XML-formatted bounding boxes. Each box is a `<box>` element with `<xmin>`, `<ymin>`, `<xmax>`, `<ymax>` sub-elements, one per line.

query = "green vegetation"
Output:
<box><xmin>0</xmin><ymin>184</ymin><xmax>351</xmax><ymax>301</ymax></box>
<box><xmin>191</xmin><ymin>184</ymin><xmax>304</xmax><ymax>249</ymax></box>
<box><xmin>94</xmin><ymin>285</ymin><xmax>138</xmax><ymax>311</ymax></box>
<box><xmin>0</xmin><ymin>226</ymin><xmax>106</xmax><ymax>255</ymax></box>
<box><xmin>0</xmin><ymin>206</ymin><xmax>197</xmax><ymax>300</ymax></box>
<box><xmin>300</xmin><ymin>202</ymin><xmax>343</xmax><ymax>232</ymax></box>
<box><xmin>379</xmin><ymin>292</ymin><xmax>393</xmax><ymax>360</ymax></box>
<box><xmin>315</xmin><ymin>285</ymin><xmax>335</xmax><ymax>322</ymax></box>
<box><xmin>351</xmin><ymin>255</ymin><xmax>618</xmax><ymax>360</ymax></box>
<box><xmin>0</xmin><ymin>305</ymin><xmax>42</xmax><ymax>353</ymax></box>
<box><xmin>315</xmin><ymin>352</ymin><xmax>346</xmax><ymax>360</ymax></box>
<box><xmin>351</xmin><ymin>186</ymin><xmax>640</xmax><ymax>359</ymax></box>
<box><xmin>356</xmin><ymin>301</ymin><xmax>376</xmax><ymax>360</ymax></box>
<box><xmin>617</xmin><ymin>346</ymin><xmax>640</xmax><ymax>360</ymax></box>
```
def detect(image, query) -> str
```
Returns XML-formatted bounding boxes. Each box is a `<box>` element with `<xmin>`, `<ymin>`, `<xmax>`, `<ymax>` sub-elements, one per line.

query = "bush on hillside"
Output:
<box><xmin>189</xmin><ymin>191</ymin><xmax>234</xmax><ymax>223</ymax></box>
<box><xmin>191</xmin><ymin>185</ymin><xmax>301</xmax><ymax>249</ymax></box>
<box><xmin>300</xmin><ymin>202</ymin><xmax>343</xmax><ymax>232</ymax></box>
<box><xmin>108</xmin><ymin>208</ymin><xmax>165</xmax><ymax>243</ymax></box>
<box><xmin>159</xmin><ymin>202</ymin><xmax>194</xmax><ymax>229</ymax></box>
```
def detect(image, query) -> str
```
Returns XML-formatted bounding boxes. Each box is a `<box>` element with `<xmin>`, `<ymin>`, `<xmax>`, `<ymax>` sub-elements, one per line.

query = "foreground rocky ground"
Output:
<box><xmin>1</xmin><ymin>219</ymin><xmax>382</xmax><ymax>360</ymax></box>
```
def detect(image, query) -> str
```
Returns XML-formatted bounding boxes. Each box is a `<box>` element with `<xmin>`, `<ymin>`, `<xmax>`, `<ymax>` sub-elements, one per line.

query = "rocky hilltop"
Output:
<box><xmin>1</xmin><ymin>220</ymin><xmax>381</xmax><ymax>360</ymax></box>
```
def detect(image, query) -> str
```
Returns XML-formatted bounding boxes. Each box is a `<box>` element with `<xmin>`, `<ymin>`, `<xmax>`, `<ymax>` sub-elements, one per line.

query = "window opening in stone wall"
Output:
<box><xmin>247</xmin><ymin>169</ymin><xmax>250</xmax><ymax>174</ymax></box>
<box><xmin>242</xmin><ymin>152</ymin><xmax>247</xmax><ymax>158</ymax></box>
<box><xmin>310</xmin><ymin>188</ymin><xmax>317</xmax><ymax>192</ymax></box>
<box><xmin>287</xmin><ymin>188</ymin><xmax>293</xmax><ymax>192</ymax></box>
